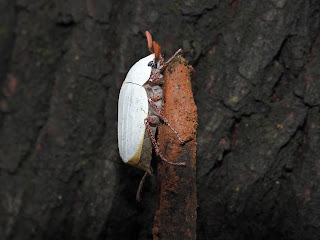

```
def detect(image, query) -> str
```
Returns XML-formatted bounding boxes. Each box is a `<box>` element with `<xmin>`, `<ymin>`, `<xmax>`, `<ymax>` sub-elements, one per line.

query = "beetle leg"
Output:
<box><xmin>145</xmin><ymin>119</ymin><xmax>186</xmax><ymax>166</ymax></box>
<box><xmin>149</xmin><ymin>88</ymin><xmax>163</xmax><ymax>102</ymax></box>
<box><xmin>148</xmin><ymin>98</ymin><xmax>184</xmax><ymax>144</ymax></box>
<box><xmin>147</xmin><ymin>115</ymin><xmax>160</xmax><ymax>126</ymax></box>
<box><xmin>159</xmin><ymin>54</ymin><xmax>164</xmax><ymax>66</ymax></box>
<box><xmin>136</xmin><ymin>172</ymin><xmax>150</xmax><ymax>202</ymax></box>
<box><xmin>148</xmin><ymin>70</ymin><xmax>163</xmax><ymax>85</ymax></box>
<box><xmin>160</xmin><ymin>48</ymin><xmax>183</xmax><ymax>70</ymax></box>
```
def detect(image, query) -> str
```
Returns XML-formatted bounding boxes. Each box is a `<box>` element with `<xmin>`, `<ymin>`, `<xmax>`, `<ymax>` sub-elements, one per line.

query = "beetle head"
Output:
<box><xmin>148</xmin><ymin>61</ymin><xmax>158</xmax><ymax>69</ymax></box>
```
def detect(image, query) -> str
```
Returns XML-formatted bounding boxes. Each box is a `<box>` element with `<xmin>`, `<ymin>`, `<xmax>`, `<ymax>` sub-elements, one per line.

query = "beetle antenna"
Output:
<box><xmin>153</xmin><ymin>41</ymin><xmax>161</xmax><ymax>61</ymax></box>
<box><xmin>145</xmin><ymin>31</ymin><xmax>153</xmax><ymax>53</ymax></box>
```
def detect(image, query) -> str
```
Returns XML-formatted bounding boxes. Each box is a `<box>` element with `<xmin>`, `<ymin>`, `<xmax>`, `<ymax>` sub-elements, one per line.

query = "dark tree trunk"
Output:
<box><xmin>0</xmin><ymin>1</ymin><xmax>319</xmax><ymax>240</ymax></box>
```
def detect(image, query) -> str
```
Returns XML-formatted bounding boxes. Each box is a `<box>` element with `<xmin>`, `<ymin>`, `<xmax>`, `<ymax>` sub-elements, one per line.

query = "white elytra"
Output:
<box><xmin>124</xmin><ymin>54</ymin><xmax>155</xmax><ymax>85</ymax></box>
<box><xmin>118</xmin><ymin>54</ymin><xmax>155</xmax><ymax>167</ymax></box>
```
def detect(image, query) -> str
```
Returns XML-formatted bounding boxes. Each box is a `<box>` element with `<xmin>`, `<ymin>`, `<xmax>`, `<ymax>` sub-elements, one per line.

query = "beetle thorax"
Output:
<box><xmin>144</xmin><ymin>83</ymin><xmax>163</xmax><ymax>117</ymax></box>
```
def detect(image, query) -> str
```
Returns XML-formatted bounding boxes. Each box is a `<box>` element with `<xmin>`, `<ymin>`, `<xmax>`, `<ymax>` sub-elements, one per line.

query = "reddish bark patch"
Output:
<box><xmin>153</xmin><ymin>56</ymin><xmax>198</xmax><ymax>240</ymax></box>
<box><xmin>86</xmin><ymin>0</ymin><xmax>95</xmax><ymax>17</ymax></box>
<box><xmin>230</xmin><ymin>0</ymin><xmax>238</xmax><ymax>20</ymax></box>
<box><xmin>5</xmin><ymin>75</ymin><xmax>18</xmax><ymax>97</ymax></box>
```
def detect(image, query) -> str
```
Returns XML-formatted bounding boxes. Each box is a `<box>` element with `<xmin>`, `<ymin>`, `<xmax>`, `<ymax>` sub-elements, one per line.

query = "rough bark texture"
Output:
<box><xmin>0</xmin><ymin>0</ymin><xmax>320</xmax><ymax>240</ymax></box>
<box><xmin>153</xmin><ymin>57</ymin><xmax>197</xmax><ymax>240</ymax></box>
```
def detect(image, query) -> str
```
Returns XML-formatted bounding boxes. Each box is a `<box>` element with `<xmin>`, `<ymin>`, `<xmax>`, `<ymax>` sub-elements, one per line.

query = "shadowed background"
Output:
<box><xmin>0</xmin><ymin>0</ymin><xmax>319</xmax><ymax>239</ymax></box>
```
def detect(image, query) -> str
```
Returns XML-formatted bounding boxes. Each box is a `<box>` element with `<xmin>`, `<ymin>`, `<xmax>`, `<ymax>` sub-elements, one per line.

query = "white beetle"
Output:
<box><xmin>118</xmin><ymin>31</ymin><xmax>185</xmax><ymax>200</ymax></box>
<box><xmin>118</xmin><ymin>53</ymin><xmax>156</xmax><ymax>173</ymax></box>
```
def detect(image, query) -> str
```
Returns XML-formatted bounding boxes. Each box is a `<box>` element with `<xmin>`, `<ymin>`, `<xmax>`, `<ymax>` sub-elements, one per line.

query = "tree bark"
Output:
<box><xmin>153</xmin><ymin>56</ymin><xmax>197</xmax><ymax>240</ymax></box>
<box><xmin>0</xmin><ymin>0</ymin><xmax>320</xmax><ymax>240</ymax></box>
